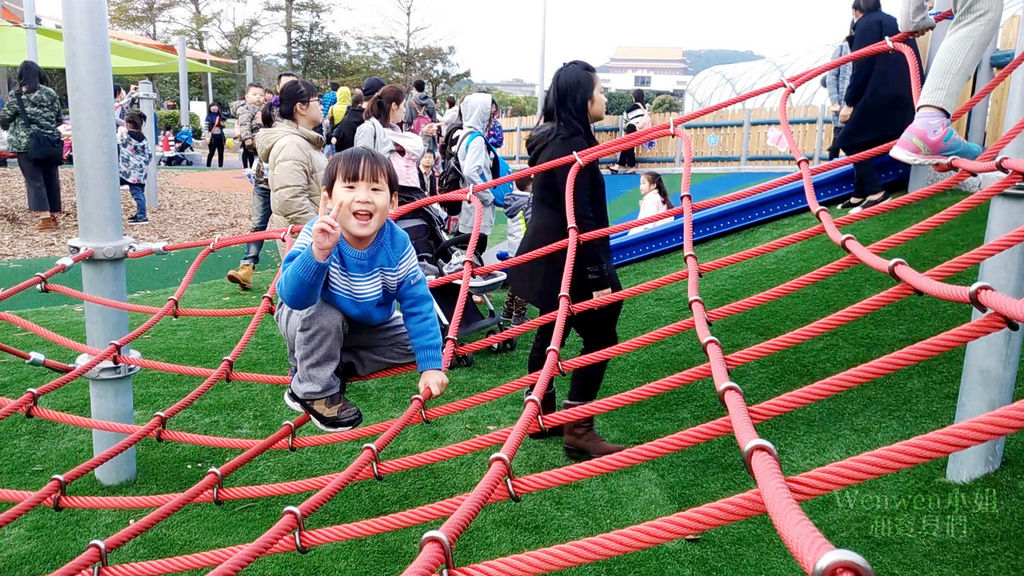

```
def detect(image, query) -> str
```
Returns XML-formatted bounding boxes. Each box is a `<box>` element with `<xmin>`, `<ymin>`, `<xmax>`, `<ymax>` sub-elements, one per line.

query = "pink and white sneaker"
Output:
<box><xmin>890</xmin><ymin>115</ymin><xmax>983</xmax><ymax>166</ymax></box>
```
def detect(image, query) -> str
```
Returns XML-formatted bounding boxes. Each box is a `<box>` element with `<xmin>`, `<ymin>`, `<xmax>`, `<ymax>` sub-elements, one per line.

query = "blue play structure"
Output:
<box><xmin>609</xmin><ymin>155</ymin><xmax>910</xmax><ymax>266</ymax></box>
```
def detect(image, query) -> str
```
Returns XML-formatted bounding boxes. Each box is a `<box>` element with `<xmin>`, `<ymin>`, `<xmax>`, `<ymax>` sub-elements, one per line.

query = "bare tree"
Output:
<box><xmin>390</xmin><ymin>0</ymin><xmax>429</xmax><ymax>86</ymax></box>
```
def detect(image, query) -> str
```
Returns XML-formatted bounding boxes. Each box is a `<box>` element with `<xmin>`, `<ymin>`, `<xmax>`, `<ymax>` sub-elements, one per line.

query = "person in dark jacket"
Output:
<box><xmin>833</xmin><ymin>0</ymin><xmax>919</xmax><ymax>213</ymax></box>
<box><xmin>507</xmin><ymin>60</ymin><xmax>624</xmax><ymax>461</ymax></box>
<box><xmin>0</xmin><ymin>60</ymin><xmax>63</xmax><ymax>231</ymax></box>
<box><xmin>330</xmin><ymin>88</ymin><xmax>365</xmax><ymax>153</ymax></box>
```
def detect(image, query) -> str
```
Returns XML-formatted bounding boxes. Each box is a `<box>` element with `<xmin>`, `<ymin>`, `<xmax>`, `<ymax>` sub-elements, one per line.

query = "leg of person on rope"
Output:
<box><xmin>891</xmin><ymin>0</ymin><xmax>1003</xmax><ymax>165</ymax></box>
<box><xmin>228</xmin><ymin>183</ymin><xmax>271</xmax><ymax>290</ymax></box>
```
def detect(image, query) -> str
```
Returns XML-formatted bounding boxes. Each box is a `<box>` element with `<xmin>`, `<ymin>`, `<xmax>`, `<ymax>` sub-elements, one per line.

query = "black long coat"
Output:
<box><xmin>507</xmin><ymin>127</ymin><xmax>621</xmax><ymax>312</ymax></box>
<box><xmin>834</xmin><ymin>10</ymin><xmax>920</xmax><ymax>153</ymax></box>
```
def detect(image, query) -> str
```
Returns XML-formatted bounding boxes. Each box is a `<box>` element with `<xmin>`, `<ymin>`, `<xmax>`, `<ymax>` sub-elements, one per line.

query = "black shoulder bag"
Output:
<box><xmin>15</xmin><ymin>90</ymin><xmax>63</xmax><ymax>162</ymax></box>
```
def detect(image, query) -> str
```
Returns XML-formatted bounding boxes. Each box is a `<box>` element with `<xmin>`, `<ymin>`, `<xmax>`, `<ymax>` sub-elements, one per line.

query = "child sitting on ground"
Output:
<box><xmin>501</xmin><ymin>175</ymin><xmax>533</xmax><ymax>326</ymax></box>
<box><xmin>275</xmin><ymin>147</ymin><xmax>449</xmax><ymax>432</ymax></box>
<box><xmin>118</xmin><ymin>110</ymin><xmax>153</xmax><ymax>225</ymax></box>
<box><xmin>627</xmin><ymin>171</ymin><xmax>674</xmax><ymax>236</ymax></box>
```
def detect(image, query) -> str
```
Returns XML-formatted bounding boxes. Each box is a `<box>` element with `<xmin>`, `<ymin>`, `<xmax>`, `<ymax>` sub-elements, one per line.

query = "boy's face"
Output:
<box><xmin>326</xmin><ymin>177</ymin><xmax>398</xmax><ymax>248</ymax></box>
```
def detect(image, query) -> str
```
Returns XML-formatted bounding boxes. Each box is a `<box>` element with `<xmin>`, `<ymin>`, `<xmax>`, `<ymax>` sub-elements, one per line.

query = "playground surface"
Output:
<box><xmin>0</xmin><ymin>166</ymin><xmax>254</xmax><ymax>261</ymax></box>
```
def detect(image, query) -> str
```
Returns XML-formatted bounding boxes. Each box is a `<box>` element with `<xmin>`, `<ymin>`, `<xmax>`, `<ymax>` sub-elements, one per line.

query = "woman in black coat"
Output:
<box><xmin>834</xmin><ymin>0</ymin><xmax>920</xmax><ymax>212</ymax></box>
<box><xmin>507</xmin><ymin>60</ymin><xmax>624</xmax><ymax>460</ymax></box>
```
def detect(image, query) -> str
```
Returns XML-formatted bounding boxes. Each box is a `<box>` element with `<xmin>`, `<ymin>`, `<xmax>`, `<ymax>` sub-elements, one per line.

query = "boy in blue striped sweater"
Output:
<box><xmin>275</xmin><ymin>147</ymin><xmax>448</xmax><ymax>431</ymax></box>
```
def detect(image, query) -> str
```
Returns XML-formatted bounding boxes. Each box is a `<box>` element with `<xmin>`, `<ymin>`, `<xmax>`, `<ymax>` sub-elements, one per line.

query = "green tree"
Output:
<box><xmin>649</xmin><ymin>94</ymin><xmax>681</xmax><ymax>113</ymax></box>
<box><xmin>415</xmin><ymin>45</ymin><xmax>470</xmax><ymax>99</ymax></box>
<box><xmin>605</xmin><ymin>91</ymin><xmax>634</xmax><ymax>116</ymax></box>
<box><xmin>107</xmin><ymin>0</ymin><xmax>176</xmax><ymax>40</ymax></box>
<box><xmin>264</xmin><ymin>0</ymin><xmax>331</xmax><ymax>72</ymax></box>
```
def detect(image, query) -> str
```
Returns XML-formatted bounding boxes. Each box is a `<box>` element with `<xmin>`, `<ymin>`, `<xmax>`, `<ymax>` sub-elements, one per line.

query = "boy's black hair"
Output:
<box><xmin>322</xmin><ymin>147</ymin><xmax>399</xmax><ymax>198</ymax></box>
<box><xmin>329</xmin><ymin>81</ymin><xmax>340</xmax><ymax>92</ymax></box>
<box><xmin>514</xmin><ymin>174</ymin><xmax>532</xmax><ymax>192</ymax></box>
<box><xmin>125</xmin><ymin>110</ymin><xmax>147</xmax><ymax>130</ymax></box>
<box><xmin>245</xmin><ymin>82</ymin><xmax>264</xmax><ymax>92</ymax></box>
<box><xmin>851</xmin><ymin>0</ymin><xmax>881</xmax><ymax>12</ymax></box>
<box><xmin>413</xmin><ymin>79</ymin><xmax>426</xmax><ymax>92</ymax></box>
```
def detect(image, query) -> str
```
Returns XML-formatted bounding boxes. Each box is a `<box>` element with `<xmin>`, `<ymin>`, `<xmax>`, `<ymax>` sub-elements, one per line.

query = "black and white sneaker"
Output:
<box><xmin>837</xmin><ymin>197</ymin><xmax>865</xmax><ymax>211</ymax></box>
<box><xmin>127</xmin><ymin>215</ymin><xmax>149</xmax><ymax>225</ymax></box>
<box><xmin>848</xmin><ymin>191</ymin><xmax>892</xmax><ymax>214</ymax></box>
<box><xmin>284</xmin><ymin>388</ymin><xmax>363</xmax><ymax>432</ymax></box>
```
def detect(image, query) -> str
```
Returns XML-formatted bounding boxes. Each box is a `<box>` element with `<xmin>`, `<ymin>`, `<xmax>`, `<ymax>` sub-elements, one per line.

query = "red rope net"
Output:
<box><xmin>3</xmin><ymin>13</ymin><xmax>1024</xmax><ymax>576</ymax></box>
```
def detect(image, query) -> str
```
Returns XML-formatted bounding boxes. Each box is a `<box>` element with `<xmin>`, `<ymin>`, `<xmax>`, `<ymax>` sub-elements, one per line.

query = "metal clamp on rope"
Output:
<box><xmin>362</xmin><ymin>444</ymin><xmax>385</xmax><ymax>481</ymax></box>
<box><xmin>545</xmin><ymin>345</ymin><xmax>567</xmax><ymax>376</ymax></box>
<box><xmin>279</xmin><ymin>227</ymin><xmax>291</xmax><ymax>242</ymax></box>
<box><xmin>88</xmin><ymin>539</ymin><xmax>108</xmax><ymax>576</ymax></box>
<box><xmin>700</xmin><ymin>335</ymin><xmax>721</xmax><ymax>354</ymax></box>
<box><xmin>26</xmin><ymin>352</ymin><xmax>46</xmax><ymax>367</ymax></box>
<box><xmin>261</xmin><ymin>292</ymin><xmax>276</xmax><ymax>304</ymax></box>
<box><xmin>557</xmin><ymin>291</ymin><xmax>575</xmax><ymax>315</ymax></box>
<box><xmin>151</xmin><ymin>241</ymin><xmax>169</xmax><ymax>255</ymax></box>
<box><xmin>153</xmin><ymin>411</ymin><xmax>168</xmax><ymax>443</ymax></box>
<box><xmin>572</xmin><ymin>151</ymin><xmax>585</xmax><ymax>166</ymax></box>
<box><xmin>51</xmin><ymin>474</ymin><xmax>67</xmax><ymax>511</ymax></box>
<box><xmin>523</xmin><ymin>395</ymin><xmax>549</xmax><ymax>434</ymax></box>
<box><xmin>668</xmin><ymin>113</ymin><xmax>678</xmax><ymax>138</ymax></box>
<box><xmin>488</xmin><ymin>453</ymin><xmax>522</xmax><ymax>502</ymax></box>
<box><xmin>221</xmin><ymin>356</ymin><xmax>234</xmax><ymax>383</ymax></box>
<box><xmin>208</xmin><ymin>235</ymin><xmax>220</xmax><ymax>252</ymax></box>
<box><xmin>839</xmin><ymin>234</ymin><xmax>856</xmax><ymax>253</ymax></box>
<box><xmin>968</xmin><ymin>282</ymin><xmax>993</xmax><ymax>314</ymax></box>
<box><xmin>886</xmin><ymin>258</ymin><xmax>908</xmax><ymax>284</ymax></box>
<box><xmin>419</xmin><ymin>530</ymin><xmax>455</xmax><ymax>576</ymax></box>
<box><xmin>24</xmin><ymin>388</ymin><xmax>39</xmax><ymax>419</ymax></box>
<box><xmin>282</xmin><ymin>420</ymin><xmax>298</xmax><ymax>451</ymax></box>
<box><xmin>56</xmin><ymin>256</ymin><xmax>76</xmax><ymax>273</ymax></box>
<box><xmin>780</xmin><ymin>76</ymin><xmax>796</xmax><ymax>92</ymax></box>
<box><xmin>994</xmin><ymin>156</ymin><xmax>1013</xmax><ymax>174</ymax></box>
<box><xmin>814</xmin><ymin>206</ymin><xmax>830</xmax><ymax>223</ymax></box>
<box><xmin>812</xmin><ymin>548</ymin><xmax>875</xmax><ymax>576</ymax></box>
<box><xmin>796</xmin><ymin>157</ymin><xmax>810</xmax><ymax>169</ymax></box>
<box><xmin>885</xmin><ymin>36</ymin><xmax>895</xmax><ymax>52</ymax></box>
<box><xmin>108</xmin><ymin>340</ymin><xmax>124</xmax><ymax>366</ymax></box>
<box><xmin>741</xmin><ymin>438</ymin><xmax>780</xmax><ymax>478</ymax></box>
<box><xmin>282</xmin><ymin>506</ymin><xmax>310</xmax><ymax>554</ymax></box>
<box><xmin>35</xmin><ymin>272</ymin><xmax>49</xmax><ymax>293</ymax></box>
<box><xmin>465</xmin><ymin>183</ymin><xmax>475</xmax><ymax>201</ymax></box>
<box><xmin>716</xmin><ymin>381</ymin><xmax>744</xmax><ymax>409</ymax></box>
<box><xmin>166</xmin><ymin>295</ymin><xmax>180</xmax><ymax>318</ymax></box>
<box><xmin>411</xmin><ymin>394</ymin><xmax>431</xmax><ymax>424</ymax></box>
<box><xmin>207</xmin><ymin>467</ymin><xmax>225</xmax><ymax>506</ymax></box>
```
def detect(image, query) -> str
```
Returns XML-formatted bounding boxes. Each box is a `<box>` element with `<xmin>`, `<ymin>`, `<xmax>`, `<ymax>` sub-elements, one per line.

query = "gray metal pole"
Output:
<box><xmin>177</xmin><ymin>35</ymin><xmax>189</xmax><ymax>131</ymax></box>
<box><xmin>62</xmin><ymin>0</ymin><xmax>137</xmax><ymax>485</ymax></box>
<box><xmin>535</xmin><ymin>0</ymin><xmax>547</xmax><ymax>117</ymax></box>
<box><xmin>908</xmin><ymin>0</ymin><xmax>954</xmax><ymax>193</ymax></box>
<box><xmin>966</xmin><ymin>35</ymin><xmax>998</xmax><ymax>145</ymax></box>
<box><xmin>138</xmin><ymin>79</ymin><xmax>158</xmax><ymax>211</ymax></box>
<box><xmin>23</xmin><ymin>0</ymin><xmax>37</xmax><ymax>62</ymax></box>
<box><xmin>206</xmin><ymin>58</ymin><xmax>213</xmax><ymax>105</ymax></box>
<box><xmin>245</xmin><ymin>55</ymin><xmax>253</xmax><ymax>85</ymax></box>
<box><xmin>740</xmin><ymin>108</ymin><xmax>752</xmax><ymax>167</ymax></box>
<box><xmin>813</xmin><ymin>103</ymin><xmax>826</xmax><ymax>165</ymax></box>
<box><xmin>947</xmin><ymin>9</ymin><xmax>1024</xmax><ymax>484</ymax></box>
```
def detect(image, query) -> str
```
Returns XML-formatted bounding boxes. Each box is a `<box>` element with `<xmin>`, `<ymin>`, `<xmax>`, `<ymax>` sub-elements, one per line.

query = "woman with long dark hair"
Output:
<box><xmin>507</xmin><ymin>60</ymin><xmax>624</xmax><ymax>460</ymax></box>
<box><xmin>355</xmin><ymin>84</ymin><xmax>427</xmax><ymax>205</ymax></box>
<box><xmin>255</xmin><ymin>79</ymin><xmax>327</xmax><ymax>257</ymax></box>
<box><xmin>0</xmin><ymin>60</ymin><xmax>63</xmax><ymax>231</ymax></box>
<box><xmin>205</xmin><ymin>102</ymin><xmax>226</xmax><ymax>167</ymax></box>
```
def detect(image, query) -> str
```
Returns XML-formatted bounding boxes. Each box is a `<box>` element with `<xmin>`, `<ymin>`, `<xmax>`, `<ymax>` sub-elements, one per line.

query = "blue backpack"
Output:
<box><xmin>460</xmin><ymin>131</ymin><xmax>512</xmax><ymax>208</ymax></box>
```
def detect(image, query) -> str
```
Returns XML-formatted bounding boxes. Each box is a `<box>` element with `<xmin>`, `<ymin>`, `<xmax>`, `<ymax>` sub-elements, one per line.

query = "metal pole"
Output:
<box><xmin>23</xmin><ymin>0</ymin><xmax>38</xmax><ymax>62</ymax></box>
<box><xmin>535</xmin><ymin>0</ymin><xmax>547</xmax><ymax>117</ymax></box>
<box><xmin>245</xmin><ymin>55</ymin><xmax>253</xmax><ymax>85</ymax></box>
<box><xmin>966</xmin><ymin>35</ymin><xmax>998</xmax><ymax>145</ymax></box>
<box><xmin>813</xmin><ymin>103</ymin><xmax>826</xmax><ymax>165</ymax></box>
<box><xmin>62</xmin><ymin>0</ymin><xmax>137</xmax><ymax>485</ymax></box>
<box><xmin>138</xmin><ymin>79</ymin><xmax>158</xmax><ymax>211</ymax></box>
<box><xmin>177</xmin><ymin>35</ymin><xmax>189</xmax><ymax>131</ymax></box>
<box><xmin>908</xmin><ymin>0</ymin><xmax>954</xmax><ymax>192</ymax></box>
<box><xmin>947</xmin><ymin>10</ymin><xmax>1024</xmax><ymax>484</ymax></box>
<box><xmin>206</xmin><ymin>58</ymin><xmax>213</xmax><ymax>105</ymax></box>
<box><xmin>515</xmin><ymin>116</ymin><xmax>522</xmax><ymax>165</ymax></box>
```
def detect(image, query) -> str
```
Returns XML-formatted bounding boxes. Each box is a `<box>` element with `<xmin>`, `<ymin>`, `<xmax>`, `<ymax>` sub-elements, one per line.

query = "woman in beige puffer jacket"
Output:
<box><xmin>255</xmin><ymin>79</ymin><xmax>327</xmax><ymax>257</ymax></box>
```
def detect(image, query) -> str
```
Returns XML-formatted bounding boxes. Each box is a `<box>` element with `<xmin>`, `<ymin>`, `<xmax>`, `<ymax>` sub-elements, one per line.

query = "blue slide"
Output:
<box><xmin>609</xmin><ymin>156</ymin><xmax>910</xmax><ymax>266</ymax></box>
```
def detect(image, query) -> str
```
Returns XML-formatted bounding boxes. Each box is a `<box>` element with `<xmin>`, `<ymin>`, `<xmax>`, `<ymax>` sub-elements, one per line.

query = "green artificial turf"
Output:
<box><xmin>1</xmin><ymin>188</ymin><xmax>1023</xmax><ymax>576</ymax></box>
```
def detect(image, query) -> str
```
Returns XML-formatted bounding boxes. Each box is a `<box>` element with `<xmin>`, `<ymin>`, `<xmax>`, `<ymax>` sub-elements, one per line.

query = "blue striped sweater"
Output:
<box><xmin>277</xmin><ymin>219</ymin><xmax>444</xmax><ymax>372</ymax></box>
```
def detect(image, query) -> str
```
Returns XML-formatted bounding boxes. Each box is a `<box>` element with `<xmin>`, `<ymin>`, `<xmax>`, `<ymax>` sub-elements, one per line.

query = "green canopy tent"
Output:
<box><xmin>0</xmin><ymin>22</ymin><xmax>225</xmax><ymax>73</ymax></box>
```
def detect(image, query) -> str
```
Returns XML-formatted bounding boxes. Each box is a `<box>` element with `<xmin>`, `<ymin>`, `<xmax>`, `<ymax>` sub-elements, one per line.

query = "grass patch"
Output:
<box><xmin>2</xmin><ymin>189</ymin><xmax>1023</xmax><ymax>575</ymax></box>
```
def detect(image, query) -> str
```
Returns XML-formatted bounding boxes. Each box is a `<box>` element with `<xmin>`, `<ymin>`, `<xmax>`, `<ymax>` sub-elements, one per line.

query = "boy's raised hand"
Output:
<box><xmin>417</xmin><ymin>369</ymin><xmax>449</xmax><ymax>399</ymax></box>
<box><xmin>311</xmin><ymin>190</ymin><xmax>343</xmax><ymax>262</ymax></box>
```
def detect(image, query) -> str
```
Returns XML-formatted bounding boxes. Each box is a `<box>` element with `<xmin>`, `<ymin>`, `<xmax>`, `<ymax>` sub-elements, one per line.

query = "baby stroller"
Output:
<box><xmin>160</xmin><ymin>127</ymin><xmax>194</xmax><ymax>166</ymax></box>
<box><xmin>395</xmin><ymin>197</ymin><xmax>516</xmax><ymax>368</ymax></box>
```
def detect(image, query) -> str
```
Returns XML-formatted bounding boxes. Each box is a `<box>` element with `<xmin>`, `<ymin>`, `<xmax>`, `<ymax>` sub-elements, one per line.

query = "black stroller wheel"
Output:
<box><xmin>487</xmin><ymin>329</ymin><xmax>501</xmax><ymax>353</ymax></box>
<box><xmin>502</xmin><ymin>337</ymin><xmax>517</xmax><ymax>352</ymax></box>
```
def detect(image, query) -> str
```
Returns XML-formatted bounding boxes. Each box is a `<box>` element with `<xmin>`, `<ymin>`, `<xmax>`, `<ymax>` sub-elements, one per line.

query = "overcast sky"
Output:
<box><xmin>34</xmin><ymin>0</ymin><xmax>858</xmax><ymax>83</ymax></box>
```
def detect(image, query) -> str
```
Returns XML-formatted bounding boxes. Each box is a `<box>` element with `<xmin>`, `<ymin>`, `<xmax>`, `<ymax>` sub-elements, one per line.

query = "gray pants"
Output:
<box><xmin>919</xmin><ymin>0</ymin><xmax>1003</xmax><ymax>113</ymax></box>
<box><xmin>275</xmin><ymin>298</ymin><xmax>416</xmax><ymax>399</ymax></box>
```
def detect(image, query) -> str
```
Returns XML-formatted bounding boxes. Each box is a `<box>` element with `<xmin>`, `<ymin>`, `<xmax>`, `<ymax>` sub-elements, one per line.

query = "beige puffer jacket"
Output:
<box><xmin>255</xmin><ymin>119</ymin><xmax>326</xmax><ymax>255</ymax></box>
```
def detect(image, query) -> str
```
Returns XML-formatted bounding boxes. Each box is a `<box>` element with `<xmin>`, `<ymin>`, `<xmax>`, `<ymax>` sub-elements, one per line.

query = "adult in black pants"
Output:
<box><xmin>205</xmin><ymin>102</ymin><xmax>226</xmax><ymax>167</ymax></box>
<box><xmin>508</xmin><ymin>60</ymin><xmax>624</xmax><ymax>461</ymax></box>
<box><xmin>610</xmin><ymin>89</ymin><xmax>646</xmax><ymax>174</ymax></box>
<box><xmin>0</xmin><ymin>60</ymin><xmax>63</xmax><ymax>231</ymax></box>
<box><xmin>833</xmin><ymin>0</ymin><xmax>919</xmax><ymax>212</ymax></box>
